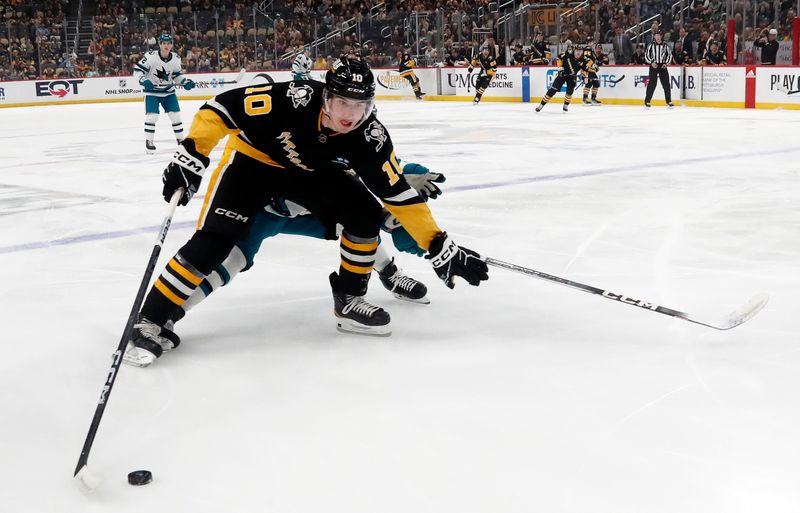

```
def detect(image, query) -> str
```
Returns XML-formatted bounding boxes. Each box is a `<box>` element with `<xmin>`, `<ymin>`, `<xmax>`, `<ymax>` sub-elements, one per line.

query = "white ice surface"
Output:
<box><xmin>1</xmin><ymin>99</ymin><xmax>799</xmax><ymax>513</ymax></box>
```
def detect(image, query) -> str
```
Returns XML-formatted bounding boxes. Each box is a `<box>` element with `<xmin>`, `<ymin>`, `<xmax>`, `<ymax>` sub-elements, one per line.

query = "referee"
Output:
<box><xmin>644</xmin><ymin>31</ymin><xmax>674</xmax><ymax>108</ymax></box>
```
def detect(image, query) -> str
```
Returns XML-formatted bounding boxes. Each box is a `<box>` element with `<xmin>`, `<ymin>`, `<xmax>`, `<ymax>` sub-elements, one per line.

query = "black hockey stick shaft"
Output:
<box><xmin>484</xmin><ymin>257</ymin><xmax>767</xmax><ymax>330</ymax></box>
<box><xmin>74</xmin><ymin>190</ymin><xmax>182</xmax><ymax>476</ymax></box>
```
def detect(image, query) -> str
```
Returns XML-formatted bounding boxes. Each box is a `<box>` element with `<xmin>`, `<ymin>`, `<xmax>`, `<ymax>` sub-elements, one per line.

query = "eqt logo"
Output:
<box><xmin>35</xmin><ymin>79</ymin><xmax>84</xmax><ymax>98</ymax></box>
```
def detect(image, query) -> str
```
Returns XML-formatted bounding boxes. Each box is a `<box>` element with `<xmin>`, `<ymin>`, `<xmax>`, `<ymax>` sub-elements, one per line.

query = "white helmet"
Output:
<box><xmin>768</xmin><ymin>28</ymin><xmax>778</xmax><ymax>35</ymax></box>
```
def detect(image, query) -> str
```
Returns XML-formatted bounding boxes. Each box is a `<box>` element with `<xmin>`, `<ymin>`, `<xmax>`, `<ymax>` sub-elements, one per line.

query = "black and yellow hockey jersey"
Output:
<box><xmin>188</xmin><ymin>80</ymin><xmax>441</xmax><ymax>248</ymax></box>
<box><xmin>469</xmin><ymin>53</ymin><xmax>497</xmax><ymax>78</ymax></box>
<box><xmin>557</xmin><ymin>51</ymin><xmax>584</xmax><ymax>76</ymax></box>
<box><xmin>399</xmin><ymin>53</ymin><xmax>416</xmax><ymax>76</ymax></box>
<box><xmin>529</xmin><ymin>41</ymin><xmax>551</xmax><ymax>65</ymax></box>
<box><xmin>582</xmin><ymin>48</ymin><xmax>609</xmax><ymax>73</ymax></box>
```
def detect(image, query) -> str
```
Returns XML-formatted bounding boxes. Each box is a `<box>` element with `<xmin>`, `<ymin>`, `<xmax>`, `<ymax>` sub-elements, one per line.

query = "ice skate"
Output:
<box><xmin>123</xmin><ymin>316</ymin><xmax>181</xmax><ymax>367</ymax></box>
<box><xmin>145</xmin><ymin>140</ymin><xmax>156</xmax><ymax>155</ymax></box>
<box><xmin>377</xmin><ymin>258</ymin><xmax>429</xmax><ymax>304</ymax></box>
<box><xmin>330</xmin><ymin>272</ymin><xmax>391</xmax><ymax>337</ymax></box>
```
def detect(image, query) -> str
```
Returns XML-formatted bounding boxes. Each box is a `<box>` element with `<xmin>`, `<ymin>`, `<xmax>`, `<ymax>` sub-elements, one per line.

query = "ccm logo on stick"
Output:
<box><xmin>601</xmin><ymin>291</ymin><xmax>658</xmax><ymax>310</ymax></box>
<box><xmin>214</xmin><ymin>208</ymin><xmax>249</xmax><ymax>222</ymax></box>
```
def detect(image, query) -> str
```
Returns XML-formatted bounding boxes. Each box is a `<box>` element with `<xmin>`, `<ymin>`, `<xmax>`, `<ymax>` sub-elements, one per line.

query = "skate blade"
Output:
<box><xmin>335</xmin><ymin>319</ymin><xmax>392</xmax><ymax>337</ymax></box>
<box><xmin>392</xmin><ymin>292</ymin><xmax>430</xmax><ymax>305</ymax></box>
<box><xmin>122</xmin><ymin>343</ymin><xmax>157</xmax><ymax>367</ymax></box>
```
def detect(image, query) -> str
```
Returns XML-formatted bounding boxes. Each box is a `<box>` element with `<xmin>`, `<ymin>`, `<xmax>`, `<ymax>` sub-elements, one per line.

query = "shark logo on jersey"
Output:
<box><xmin>364</xmin><ymin>121</ymin><xmax>386</xmax><ymax>152</ymax></box>
<box><xmin>286</xmin><ymin>82</ymin><xmax>313</xmax><ymax>108</ymax></box>
<box><xmin>155</xmin><ymin>67</ymin><xmax>170</xmax><ymax>82</ymax></box>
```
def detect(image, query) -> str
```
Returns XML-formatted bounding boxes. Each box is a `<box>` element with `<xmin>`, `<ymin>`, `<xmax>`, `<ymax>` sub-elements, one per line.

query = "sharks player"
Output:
<box><xmin>292</xmin><ymin>45</ymin><xmax>313</xmax><ymax>80</ymax></box>
<box><xmin>133</xmin><ymin>33</ymin><xmax>195</xmax><ymax>154</ymax></box>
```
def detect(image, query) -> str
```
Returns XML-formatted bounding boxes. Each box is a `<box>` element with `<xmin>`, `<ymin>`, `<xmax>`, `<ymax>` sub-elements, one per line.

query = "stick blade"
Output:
<box><xmin>711</xmin><ymin>292</ymin><xmax>770</xmax><ymax>330</ymax></box>
<box><xmin>74</xmin><ymin>465</ymin><xmax>102</xmax><ymax>493</ymax></box>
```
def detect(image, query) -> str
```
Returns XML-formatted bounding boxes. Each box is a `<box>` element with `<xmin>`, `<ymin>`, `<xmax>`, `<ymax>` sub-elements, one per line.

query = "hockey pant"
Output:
<box><xmin>144</xmin><ymin>93</ymin><xmax>184</xmax><ymax>141</ymax></box>
<box><xmin>140</xmin><ymin>149</ymin><xmax>385</xmax><ymax>325</ymax></box>
<box><xmin>644</xmin><ymin>66</ymin><xmax>672</xmax><ymax>103</ymax></box>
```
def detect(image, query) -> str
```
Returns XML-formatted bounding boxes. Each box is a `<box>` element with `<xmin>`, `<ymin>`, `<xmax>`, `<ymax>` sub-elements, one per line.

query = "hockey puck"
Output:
<box><xmin>127</xmin><ymin>470</ymin><xmax>153</xmax><ymax>486</ymax></box>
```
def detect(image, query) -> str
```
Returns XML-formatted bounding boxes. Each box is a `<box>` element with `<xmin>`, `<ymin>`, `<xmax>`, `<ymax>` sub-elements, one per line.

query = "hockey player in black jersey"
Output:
<box><xmin>535</xmin><ymin>45</ymin><xmax>584</xmax><ymax>112</ymax></box>
<box><xmin>469</xmin><ymin>46</ymin><xmax>498</xmax><ymax>105</ymax></box>
<box><xmin>528</xmin><ymin>33</ymin><xmax>551</xmax><ymax>65</ymax></box>
<box><xmin>398</xmin><ymin>46</ymin><xmax>425</xmax><ymax>99</ymax></box>
<box><xmin>582</xmin><ymin>43</ymin><xmax>608</xmax><ymax>105</ymax></box>
<box><xmin>127</xmin><ymin>58</ymin><xmax>488</xmax><ymax>358</ymax></box>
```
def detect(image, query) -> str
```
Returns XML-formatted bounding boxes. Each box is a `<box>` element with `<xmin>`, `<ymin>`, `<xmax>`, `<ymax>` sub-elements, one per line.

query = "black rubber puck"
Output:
<box><xmin>127</xmin><ymin>470</ymin><xmax>153</xmax><ymax>486</ymax></box>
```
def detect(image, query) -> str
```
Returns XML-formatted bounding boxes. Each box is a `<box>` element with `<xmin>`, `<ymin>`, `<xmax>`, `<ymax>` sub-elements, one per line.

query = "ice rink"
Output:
<box><xmin>1</xmin><ymin>97</ymin><xmax>799</xmax><ymax>512</ymax></box>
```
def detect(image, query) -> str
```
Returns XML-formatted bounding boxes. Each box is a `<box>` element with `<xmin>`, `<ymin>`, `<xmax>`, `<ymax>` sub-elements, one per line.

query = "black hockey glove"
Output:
<box><xmin>162</xmin><ymin>138</ymin><xmax>209</xmax><ymax>206</ymax></box>
<box><xmin>426</xmin><ymin>232</ymin><xmax>489</xmax><ymax>289</ymax></box>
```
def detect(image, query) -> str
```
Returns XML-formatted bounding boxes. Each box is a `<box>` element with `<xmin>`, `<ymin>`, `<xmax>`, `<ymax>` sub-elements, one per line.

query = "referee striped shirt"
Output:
<box><xmin>644</xmin><ymin>42</ymin><xmax>672</xmax><ymax>65</ymax></box>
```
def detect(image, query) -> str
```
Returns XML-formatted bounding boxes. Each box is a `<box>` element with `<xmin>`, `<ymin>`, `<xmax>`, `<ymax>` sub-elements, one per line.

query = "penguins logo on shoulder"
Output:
<box><xmin>286</xmin><ymin>82</ymin><xmax>313</xmax><ymax>109</ymax></box>
<box><xmin>364</xmin><ymin>121</ymin><xmax>387</xmax><ymax>152</ymax></box>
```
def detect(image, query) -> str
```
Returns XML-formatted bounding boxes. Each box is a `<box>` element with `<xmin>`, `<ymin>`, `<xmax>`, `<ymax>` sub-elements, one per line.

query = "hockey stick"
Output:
<box><xmin>74</xmin><ymin>189</ymin><xmax>183</xmax><ymax>492</ymax></box>
<box><xmin>773</xmin><ymin>80</ymin><xmax>800</xmax><ymax>96</ymax></box>
<box><xmin>225</xmin><ymin>67</ymin><xmax>248</xmax><ymax>85</ymax></box>
<box><xmin>485</xmin><ymin>257</ymin><xmax>769</xmax><ymax>331</ymax></box>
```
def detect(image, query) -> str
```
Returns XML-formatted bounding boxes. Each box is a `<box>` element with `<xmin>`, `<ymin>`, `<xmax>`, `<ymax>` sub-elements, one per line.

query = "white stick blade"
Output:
<box><xmin>719</xmin><ymin>292</ymin><xmax>770</xmax><ymax>330</ymax></box>
<box><xmin>74</xmin><ymin>465</ymin><xmax>102</xmax><ymax>493</ymax></box>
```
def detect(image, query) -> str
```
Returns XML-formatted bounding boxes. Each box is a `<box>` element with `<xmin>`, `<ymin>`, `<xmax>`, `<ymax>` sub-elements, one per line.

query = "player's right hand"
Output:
<box><xmin>141</xmin><ymin>78</ymin><xmax>155</xmax><ymax>90</ymax></box>
<box><xmin>426</xmin><ymin>232</ymin><xmax>489</xmax><ymax>289</ymax></box>
<box><xmin>162</xmin><ymin>139</ymin><xmax>209</xmax><ymax>206</ymax></box>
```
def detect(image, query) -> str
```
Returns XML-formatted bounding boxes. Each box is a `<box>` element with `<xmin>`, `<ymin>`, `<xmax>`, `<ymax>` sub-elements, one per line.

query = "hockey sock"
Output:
<box><xmin>564</xmin><ymin>94</ymin><xmax>572</xmax><ymax>107</ymax></box>
<box><xmin>141</xmin><ymin>253</ymin><xmax>205</xmax><ymax>325</ymax></box>
<box><xmin>591</xmin><ymin>87</ymin><xmax>598</xmax><ymax>99</ymax></box>
<box><xmin>373</xmin><ymin>243</ymin><xmax>392</xmax><ymax>273</ymax></box>
<box><xmin>476</xmin><ymin>87</ymin><xmax>485</xmax><ymax>101</ymax></box>
<box><xmin>339</xmin><ymin>232</ymin><xmax>378</xmax><ymax>296</ymax></box>
<box><xmin>168</xmin><ymin>111</ymin><xmax>184</xmax><ymax>141</ymax></box>
<box><xmin>144</xmin><ymin>112</ymin><xmax>157</xmax><ymax>143</ymax></box>
<box><xmin>182</xmin><ymin>245</ymin><xmax>248</xmax><ymax>314</ymax></box>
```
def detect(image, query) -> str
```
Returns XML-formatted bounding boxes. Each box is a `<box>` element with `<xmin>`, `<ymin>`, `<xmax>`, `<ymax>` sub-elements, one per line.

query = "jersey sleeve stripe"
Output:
<box><xmin>382</xmin><ymin>188</ymin><xmax>420</xmax><ymax>204</ymax></box>
<box><xmin>202</xmin><ymin>100</ymin><xmax>238</xmax><ymax>129</ymax></box>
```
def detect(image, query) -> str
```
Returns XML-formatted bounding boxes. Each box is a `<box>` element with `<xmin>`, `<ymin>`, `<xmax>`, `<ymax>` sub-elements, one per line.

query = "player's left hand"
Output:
<box><xmin>404</xmin><ymin>167</ymin><xmax>446</xmax><ymax>200</ymax></box>
<box><xmin>426</xmin><ymin>232</ymin><xmax>489</xmax><ymax>289</ymax></box>
<box><xmin>183</xmin><ymin>78</ymin><xmax>196</xmax><ymax>90</ymax></box>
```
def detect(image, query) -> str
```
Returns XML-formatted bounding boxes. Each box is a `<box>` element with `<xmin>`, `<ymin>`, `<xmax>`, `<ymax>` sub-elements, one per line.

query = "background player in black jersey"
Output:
<box><xmin>127</xmin><ymin>59</ymin><xmax>488</xmax><ymax>358</ymax></box>
<box><xmin>582</xmin><ymin>43</ymin><xmax>608</xmax><ymax>105</ymax></box>
<box><xmin>468</xmin><ymin>46</ymin><xmax>498</xmax><ymax>105</ymax></box>
<box><xmin>528</xmin><ymin>33</ymin><xmax>551</xmax><ymax>65</ymax></box>
<box><xmin>535</xmin><ymin>45</ymin><xmax>583</xmax><ymax>113</ymax></box>
<box><xmin>398</xmin><ymin>45</ymin><xmax>425</xmax><ymax>100</ymax></box>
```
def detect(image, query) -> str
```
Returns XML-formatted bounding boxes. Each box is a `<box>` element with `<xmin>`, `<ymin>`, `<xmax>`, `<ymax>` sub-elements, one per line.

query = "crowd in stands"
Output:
<box><xmin>0</xmin><ymin>0</ymin><xmax>796</xmax><ymax>82</ymax></box>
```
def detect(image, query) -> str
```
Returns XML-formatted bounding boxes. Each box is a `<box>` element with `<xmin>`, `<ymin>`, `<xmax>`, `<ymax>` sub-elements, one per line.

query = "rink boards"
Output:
<box><xmin>0</xmin><ymin>66</ymin><xmax>798</xmax><ymax>109</ymax></box>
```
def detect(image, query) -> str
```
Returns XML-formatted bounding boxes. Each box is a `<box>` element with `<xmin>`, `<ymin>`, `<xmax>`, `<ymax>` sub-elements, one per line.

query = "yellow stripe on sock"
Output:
<box><xmin>168</xmin><ymin>259</ymin><xmax>203</xmax><ymax>286</ymax></box>
<box><xmin>340</xmin><ymin>260</ymin><xmax>374</xmax><ymax>275</ymax></box>
<box><xmin>341</xmin><ymin>237</ymin><xmax>378</xmax><ymax>253</ymax></box>
<box><xmin>155</xmin><ymin>279</ymin><xmax>186</xmax><ymax>306</ymax></box>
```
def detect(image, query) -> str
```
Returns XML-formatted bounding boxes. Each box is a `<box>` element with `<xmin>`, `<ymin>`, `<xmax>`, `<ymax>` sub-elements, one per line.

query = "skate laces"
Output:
<box><xmin>388</xmin><ymin>271</ymin><xmax>417</xmax><ymax>292</ymax></box>
<box><xmin>343</xmin><ymin>296</ymin><xmax>381</xmax><ymax>316</ymax></box>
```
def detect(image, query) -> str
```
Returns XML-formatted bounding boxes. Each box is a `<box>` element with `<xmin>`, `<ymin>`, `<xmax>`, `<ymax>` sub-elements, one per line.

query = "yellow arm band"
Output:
<box><xmin>188</xmin><ymin>108</ymin><xmax>238</xmax><ymax>156</ymax></box>
<box><xmin>384</xmin><ymin>203</ymin><xmax>442</xmax><ymax>251</ymax></box>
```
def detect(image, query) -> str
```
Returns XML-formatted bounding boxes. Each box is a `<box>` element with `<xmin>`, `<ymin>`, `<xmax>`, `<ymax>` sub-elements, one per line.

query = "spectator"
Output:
<box><xmin>632</xmin><ymin>43</ymin><xmax>647</xmax><ymax>64</ymax></box>
<box><xmin>612</xmin><ymin>26</ymin><xmax>633</xmax><ymax>64</ymax></box>
<box><xmin>753</xmin><ymin>27</ymin><xmax>779</xmax><ymax>64</ymax></box>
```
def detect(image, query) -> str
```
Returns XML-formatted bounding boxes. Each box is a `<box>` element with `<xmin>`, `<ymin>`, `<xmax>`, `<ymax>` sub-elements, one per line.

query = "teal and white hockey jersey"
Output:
<box><xmin>133</xmin><ymin>50</ymin><xmax>189</xmax><ymax>97</ymax></box>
